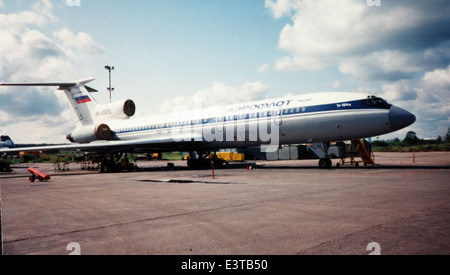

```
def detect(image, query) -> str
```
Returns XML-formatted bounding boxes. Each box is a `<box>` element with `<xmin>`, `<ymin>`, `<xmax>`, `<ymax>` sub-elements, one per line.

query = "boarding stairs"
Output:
<box><xmin>337</xmin><ymin>139</ymin><xmax>376</xmax><ymax>167</ymax></box>
<box><xmin>351</xmin><ymin>139</ymin><xmax>375</xmax><ymax>165</ymax></box>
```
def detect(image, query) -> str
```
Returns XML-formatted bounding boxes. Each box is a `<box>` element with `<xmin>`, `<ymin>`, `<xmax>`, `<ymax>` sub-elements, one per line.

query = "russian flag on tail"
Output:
<box><xmin>75</xmin><ymin>95</ymin><xmax>92</xmax><ymax>104</ymax></box>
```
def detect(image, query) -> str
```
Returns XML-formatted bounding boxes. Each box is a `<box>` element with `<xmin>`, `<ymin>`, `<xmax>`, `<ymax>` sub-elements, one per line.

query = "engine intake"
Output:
<box><xmin>67</xmin><ymin>124</ymin><xmax>112</xmax><ymax>144</ymax></box>
<box><xmin>123</xmin><ymin>99</ymin><xmax>136</xmax><ymax>117</ymax></box>
<box><xmin>93</xmin><ymin>99</ymin><xmax>136</xmax><ymax>121</ymax></box>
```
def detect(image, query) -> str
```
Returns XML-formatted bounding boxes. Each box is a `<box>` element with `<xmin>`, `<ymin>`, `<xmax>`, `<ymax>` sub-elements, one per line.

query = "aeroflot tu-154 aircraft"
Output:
<box><xmin>0</xmin><ymin>78</ymin><xmax>415</xmax><ymax>170</ymax></box>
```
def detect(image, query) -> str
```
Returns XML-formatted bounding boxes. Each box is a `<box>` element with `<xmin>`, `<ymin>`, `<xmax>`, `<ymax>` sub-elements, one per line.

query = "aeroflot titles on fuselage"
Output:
<box><xmin>226</xmin><ymin>100</ymin><xmax>294</xmax><ymax>113</ymax></box>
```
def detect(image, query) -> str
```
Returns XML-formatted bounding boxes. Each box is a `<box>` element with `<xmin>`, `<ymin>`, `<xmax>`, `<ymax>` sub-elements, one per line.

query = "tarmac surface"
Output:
<box><xmin>0</xmin><ymin>152</ymin><xmax>449</xmax><ymax>255</ymax></box>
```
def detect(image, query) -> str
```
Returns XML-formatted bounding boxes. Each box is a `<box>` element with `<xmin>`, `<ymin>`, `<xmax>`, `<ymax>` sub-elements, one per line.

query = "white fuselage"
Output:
<box><xmin>90</xmin><ymin>92</ymin><xmax>411</xmax><ymax>151</ymax></box>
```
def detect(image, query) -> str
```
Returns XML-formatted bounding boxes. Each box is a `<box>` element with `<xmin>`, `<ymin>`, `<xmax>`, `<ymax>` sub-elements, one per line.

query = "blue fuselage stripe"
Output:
<box><xmin>114</xmin><ymin>100</ymin><xmax>389</xmax><ymax>135</ymax></box>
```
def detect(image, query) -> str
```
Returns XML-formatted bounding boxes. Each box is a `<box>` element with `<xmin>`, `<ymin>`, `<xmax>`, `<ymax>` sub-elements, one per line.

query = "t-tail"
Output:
<box><xmin>0</xmin><ymin>78</ymin><xmax>136</xmax><ymax>143</ymax></box>
<box><xmin>1</xmin><ymin>78</ymin><xmax>99</xmax><ymax>126</ymax></box>
<box><xmin>61</xmin><ymin>78</ymin><xmax>100</xmax><ymax>126</ymax></box>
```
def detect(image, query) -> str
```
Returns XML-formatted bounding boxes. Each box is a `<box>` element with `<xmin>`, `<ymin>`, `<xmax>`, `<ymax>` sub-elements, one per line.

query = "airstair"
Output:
<box><xmin>337</xmin><ymin>139</ymin><xmax>376</xmax><ymax>167</ymax></box>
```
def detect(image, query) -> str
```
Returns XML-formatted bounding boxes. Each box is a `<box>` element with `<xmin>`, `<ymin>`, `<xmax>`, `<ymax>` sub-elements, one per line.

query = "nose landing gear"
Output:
<box><xmin>318</xmin><ymin>158</ymin><xmax>332</xmax><ymax>169</ymax></box>
<box><xmin>318</xmin><ymin>142</ymin><xmax>332</xmax><ymax>169</ymax></box>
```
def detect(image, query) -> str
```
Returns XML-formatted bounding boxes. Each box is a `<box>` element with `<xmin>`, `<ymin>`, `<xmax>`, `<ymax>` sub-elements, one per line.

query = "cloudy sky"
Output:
<box><xmin>0</xmin><ymin>0</ymin><xmax>449</xmax><ymax>143</ymax></box>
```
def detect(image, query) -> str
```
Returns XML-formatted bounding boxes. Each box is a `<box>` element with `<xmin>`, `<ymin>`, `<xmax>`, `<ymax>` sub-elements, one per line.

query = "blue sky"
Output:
<box><xmin>52</xmin><ymin>0</ymin><xmax>332</xmax><ymax>98</ymax></box>
<box><xmin>0</xmin><ymin>0</ymin><xmax>449</xmax><ymax>143</ymax></box>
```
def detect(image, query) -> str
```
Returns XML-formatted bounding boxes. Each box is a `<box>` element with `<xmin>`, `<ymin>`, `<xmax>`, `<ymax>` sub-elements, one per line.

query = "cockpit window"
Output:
<box><xmin>361</xmin><ymin>96</ymin><xmax>392</xmax><ymax>109</ymax></box>
<box><xmin>1</xmin><ymin>135</ymin><xmax>11</xmax><ymax>142</ymax></box>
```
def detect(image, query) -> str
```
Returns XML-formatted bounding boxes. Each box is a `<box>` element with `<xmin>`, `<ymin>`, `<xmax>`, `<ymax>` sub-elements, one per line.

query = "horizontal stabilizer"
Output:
<box><xmin>0</xmin><ymin>82</ymin><xmax>76</xmax><ymax>87</ymax></box>
<box><xmin>0</xmin><ymin>77</ymin><xmax>96</xmax><ymax>90</ymax></box>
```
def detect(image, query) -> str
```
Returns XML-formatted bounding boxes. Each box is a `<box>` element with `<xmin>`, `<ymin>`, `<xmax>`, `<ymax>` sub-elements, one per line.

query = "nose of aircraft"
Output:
<box><xmin>389</xmin><ymin>105</ymin><xmax>416</xmax><ymax>131</ymax></box>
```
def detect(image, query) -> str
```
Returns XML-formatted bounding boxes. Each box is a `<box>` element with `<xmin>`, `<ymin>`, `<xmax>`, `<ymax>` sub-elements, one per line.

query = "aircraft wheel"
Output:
<box><xmin>318</xmin><ymin>159</ymin><xmax>332</xmax><ymax>169</ymax></box>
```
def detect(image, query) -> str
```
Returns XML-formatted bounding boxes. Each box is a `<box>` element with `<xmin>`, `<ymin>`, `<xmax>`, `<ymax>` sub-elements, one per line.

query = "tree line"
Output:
<box><xmin>371</xmin><ymin>127</ymin><xmax>450</xmax><ymax>151</ymax></box>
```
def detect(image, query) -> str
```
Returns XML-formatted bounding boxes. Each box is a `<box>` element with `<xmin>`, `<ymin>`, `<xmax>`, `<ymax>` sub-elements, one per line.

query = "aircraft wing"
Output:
<box><xmin>0</xmin><ymin>134</ymin><xmax>204</xmax><ymax>155</ymax></box>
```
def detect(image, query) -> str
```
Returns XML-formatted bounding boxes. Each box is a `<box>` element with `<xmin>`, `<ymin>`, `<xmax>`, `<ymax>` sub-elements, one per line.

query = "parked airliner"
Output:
<box><xmin>0</xmin><ymin>134</ymin><xmax>14</xmax><ymax>149</ymax></box>
<box><xmin>0</xmin><ymin>78</ymin><xmax>415</xmax><ymax>170</ymax></box>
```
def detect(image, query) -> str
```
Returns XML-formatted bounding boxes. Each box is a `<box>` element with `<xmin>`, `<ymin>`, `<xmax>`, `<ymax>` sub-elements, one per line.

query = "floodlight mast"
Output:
<box><xmin>105</xmin><ymin>65</ymin><xmax>114</xmax><ymax>103</ymax></box>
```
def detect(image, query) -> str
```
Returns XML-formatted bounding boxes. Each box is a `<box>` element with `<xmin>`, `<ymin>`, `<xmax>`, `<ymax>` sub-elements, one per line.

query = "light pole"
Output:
<box><xmin>105</xmin><ymin>65</ymin><xmax>114</xmax><ymax>103</ymax></box>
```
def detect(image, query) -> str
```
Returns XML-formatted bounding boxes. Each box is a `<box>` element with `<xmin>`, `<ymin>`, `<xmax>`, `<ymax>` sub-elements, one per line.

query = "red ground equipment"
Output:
<box><xmin>28</xmin><ymin>167</ymin><xmax>51</xmax><ymax>182</ymax></box>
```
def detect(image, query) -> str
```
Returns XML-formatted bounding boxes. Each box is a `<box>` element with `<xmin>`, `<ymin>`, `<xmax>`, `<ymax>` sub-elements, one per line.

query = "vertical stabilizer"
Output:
<box><xmin>0</xmin><ymin>78</ymin><xmax>99</xmax><ymax>126</ymax></box>
<box><xmin>61</xmin><ymin>79</ymin><xmax>99</xmax><ymax>126</ymax></box>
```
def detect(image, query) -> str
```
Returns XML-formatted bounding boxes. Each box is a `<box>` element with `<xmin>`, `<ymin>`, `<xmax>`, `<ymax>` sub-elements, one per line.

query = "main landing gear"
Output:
<box><xmin>98</xmin><ymin>153</ymin><xmax>138</xmax><ymax>173</ymax></box>
<box><xmin>186</xmin><ymin>151</ymin><xmax>227</xmax><ymax>169</ymax></box>
<box><xmin>318</xmin><ymin>142</ymin><xmax>332</xmax><ymax>169</ymax></box>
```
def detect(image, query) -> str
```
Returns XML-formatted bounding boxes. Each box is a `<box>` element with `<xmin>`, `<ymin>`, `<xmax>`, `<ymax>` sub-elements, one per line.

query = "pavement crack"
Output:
<box><xmin>3</xmin><ymin>203</ymin><xmax>252</xmax><ymax>245</ymax></box>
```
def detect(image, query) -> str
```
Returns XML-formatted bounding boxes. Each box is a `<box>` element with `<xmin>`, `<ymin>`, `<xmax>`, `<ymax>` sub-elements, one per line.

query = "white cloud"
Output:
<box><xmin>412</xmin><ymin>67</ymin><xmax>450</xmax><ymax>138</ymax></box>
<box><xmin>339</xmin><ymin>50</ymin><xmax>419</xmax><ymax>82</ymax></box>
<box><xmin>339</xmin><ymin>43</ymin><xmax>450</xmax><ymax>82</ymax></box>
<box><xmin>53</xmin><ymin>28</ymin><xmax>104</xmax><ymax>58</ymax></box>
<box><xmin>267</xmin><ymin>0</ymin><xmax>450</xmax><ymax>81</ymax></box>
<box><xmin>271</xmin><ymin>0</ymin><xmax>373</xmax><ymax>70</ymax></box>
<box><xmin>0</xmin><ymin>0</ymin><xmax>56</xmax><ymax>29</ymax></box>
<box><xmin>2</xmin><ymin>119</ymin><xmax>73</xmax><ymax>144</ymax></box>
<box><xmin>0</xmin><ymin>1</ymin><xmax>103</xmax><ymax>82</ymax></box>
<box><xmin>331</xmin><ymin>80</ymin><xmax>342</xmax><ymax>89</ymax></box>
<box><xmin>414</xmin><ymin>66</ymin><xmax>450</xmax><ymax>117</ymax></box>
<box><xmin>421</xmin><ymin>66</ymin><xmax>450</xmax><ymax>91</ymax></box>
<box><xmin>381</xmin><ymin>81</ymin><xmax>417</xmax><ymax>102</ymax></box>
<box><xmin>258</xmin><ymin>63</ymin><xmax>270</xmax><ymax>73</ymax></box>
<box><xmin>160</xmin><ymin>81</ymin><xmax>268</xmax><ymax>113</ymax></box>
<box><xmin>265</xmin><ymin>0</ymin><xmax>297</xmax><ymax>19</ymax></box>
<box><xmin>0</xmin><ymin>0</ymin><xmax>104</xmax><ymax>143</ymax></box>
<box><xmin>380</xmin><ymin>66</ymin><xmax>450</xmax><ymax>138</ymax></box>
